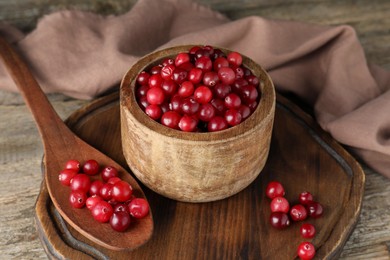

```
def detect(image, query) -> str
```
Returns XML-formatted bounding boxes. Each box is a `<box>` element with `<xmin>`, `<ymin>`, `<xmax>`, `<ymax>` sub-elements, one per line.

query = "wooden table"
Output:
<box><xmin>0</xmin><ymin>1</ymin><xmax>389</xmax><ymax>259</ymax></box>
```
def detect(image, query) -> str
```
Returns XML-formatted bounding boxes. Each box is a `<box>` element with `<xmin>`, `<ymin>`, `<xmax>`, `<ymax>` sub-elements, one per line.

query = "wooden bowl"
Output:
<box><xmin>120</xmin><ymin>45</ymin><xmax>275</xmax><ymax>202</ymax></box>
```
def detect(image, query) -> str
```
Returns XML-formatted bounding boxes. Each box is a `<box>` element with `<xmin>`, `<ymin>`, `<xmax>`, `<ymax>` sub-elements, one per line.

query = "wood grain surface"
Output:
<box><xmin>0</xmin><ymin>1</ymin><xmax>389</xmax><ymax>259</ymax></box>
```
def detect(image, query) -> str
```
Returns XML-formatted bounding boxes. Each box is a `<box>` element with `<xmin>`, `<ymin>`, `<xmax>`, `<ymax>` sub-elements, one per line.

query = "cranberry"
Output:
<box><xmin>175</xmin><ymin>52</ymin><xmax>190</xmax><ymax>67</ymax></box>
<box><xmin>188</xmin><ymin>68</ymin><xmax>203</xmax><ymax>84</ymax></box>
<box><xmin>232</xmin><ymin>65</ymin><xmax>244</xmax><ymax>79</ymax></box>
<box><xmin>113</xmin><ymin>203</ymin><xmax>130</xmax><ymax>214</ymax></box>
<box><xmin>178</xmin><ymin>115</ymin><xmax>198</xmax><ymax>132</ymax></box>
<box><xmin>212</xmin><ymin>48</ymin><xmax>225</xmax><ymax>60</ymax></box>
<box><xmin>137</xmin><ymin>96</ymin><xmax>149</xmax><ymax>110</ymax></box>
<box><xmin>269</xmin><ymin>212</ymin><xmax>290</xmax><ymax>229</ymax></box>
<box><xmin>146</xmin><ymin>87</ymin><xmax>165</xmax><ymax>105</ymax></box>
<box><xmin>161</xmin><ymin>111</ymin><xmax>181</xmax><ymax>129</ymax></box>
<box><xmin>100</xmin><ymin>166</ymin><xmax>119</xmax><ymax>182</ymax></box>
<box><xmin>208</xmin><ymin>116</ymin><xmax>228</xmax><ymax>132</ymax></box>
<box><xmin>270</xmin><ymin>196</ymin><xmax>290</xmax><ymax>213</ymax></box>
<box><xmin>232</xmin><ymin>78</ymin><xmax>249</xmax><ymax>93</ymax></box>
<box><xmin>218</xmin><ymin>67</ymin><xmax>236</xmax><ymax>85</ymax></box>
<box><xmin>136</xmin><ymin>85</ymin><xmax>149</xmax><ymax>99</ymax></box>
<box><xmin>237</xmin><ymin>105</ymin><xmax>251</xmax><ymax>120</ymax></box>
<box><xmin>162</xmin><ymin>58</ymin><xmax>174</xmax><ymax>66</ymax></box>
<box><xmin>195</xmin><ymin>48</ymin><xmax>211</xmax><ymax>59</ymax></box>
<box><xmin>194</xmin><ymin>86</ymin><xmax>213</xmax><ymax>104</ymax></box>
<box><xmin>148</xmin><ymin>74</ymin><xmax>163</xmax><ymax>88</ymax></box>
<box><xmin>290</xmin><ymin>204</ymin><xmax>308</xmax><ymax>221</ymax></box>
<box><xmin>58</xmin><ymin>169</ymin><xmax>78</xmax><ymax>186</ymax></box>
<box><xmin>227</xmin><ymin>51</ymin><xmax>243</xmax><ymax>66</ymax></box>
<box><xmin>195</xmin><ymin>56</ymin><xmax>212</xmax><ymax>72</ymax></box>
<box><xmin>224</xmin><ymin>93</ymin><xmax>241</xmax><ymax>109</ymax></box>
<box><xmin>172</xmin><ymin>68</ymin><xmax>188</xmax><ymax>83</ymax></box>
<box><xmin>145</xmin><ymin>104</ymin><xmax>162</xmax><ymax>120</ymax></box>
<box><xmin>89</xmin><ymin>180</ymin><xmax>104</xmax><ymax>196</ymax></box>
<box><xmin>107</xmin><ymin>177</ymin><xmax>122</xmax><ymax>185</ymax></box>
<box><xmin>214</xmin><ymin>83</ymin><xmax>231</xmax><ymax>99</ymax></box>
<box><xmin>70</xmin><ymin>174</ymin><xmax>91</xmax><ymax>193</ymax></box>
<box><xmin>69</xmin><ymin>191</ymin><xmax>87</xmax><ymax>209</ymax></box>
<box><xmin>213</xmin><ymin>57</ymin><xmax>229</xmax><ymax>71</ymax></box>
<box><xmin>248</xmin><ymin>100</ymin><xmax>258</xmax><ymax>112</ymax></box>
<box><xmin>300</xmin><ymin>223</ymin><xmax>316</xmax><ymax>238</ymax></box>
<box><xmin>91</xmin><ymin>200</ymin><xmax>113</xmax><ymax>223</ymax></box>
<box><xmin>306</xmin><ymin>202</ymin><xmax>324</xmax><ymax>218</ymax></box>
<box><xmin>240</xmin><ymin>84</ymin><xmax>258</xmax><ymax>103</ymax></box>
<box><xmin>149</xmin><ymin>65</ymin><xmax>162</xmax><ymax>75</ymax></box>
<box><xmin>198</xmin><ymin>103</ymin><xmax>216</xmax><ymax>122</ymax></box>
<box><xmin>86</xmin><ymin>195</ymin><xmax>102</xmax><ymax>210</ymax></box>
<box><xmin>181</xmin><ymin>97</ymin><xmax>200</xmax><ymax>115</ymax></box>
<box><xmin>169</xmin><ymin>95</ymin><xmax>183</xmax><ymax>113</ymax></box>
<box><xmin>299</xmin><ymin>191</ymin><xmax>314</xmax><ymax>205</ymax></box>
<box><xmin>189</xmin><ymin>46</ymin><xmax>201</xmax><ymax>55</ymax></box>
<box><xmin>224</xmin><ymin>109</ymin><xmax>242</xmax><ymax>126</ymax></box>
<box><xmin>82</xmin><ymin>159</ymin><xmax>100</xmax><ymax>176</ymax></box>
<box><xmin>161</xmin><ymin>80</ymin><xmax>178</xmax><ymax>97</ymax></box>
<box><xmin>64</xmin><ymin>159</ymin><xmax>81</xmax><ymax>172</ymax></box>
<box><xmin>110</xmin><ymin>212</ymin><xmax>131</xmax><ymax>232</ymax></box>
<box><xmin>160</xmin><ymin>64</ymin><xmax>176</xmax><ymax>80</ymax></box>
<box><xmin>202</xmin><ymin>71</ymin><xmax>219</xmax><ymax>87</ymax></box>
<box><xmin>178</xmin><ymin>62</ymin><xmax>194</xmax><ymax>72</ymax></box>
<box><xmin>210</xmin><ymin>98</ymin><xmax>225</xmax><ymax>115</ymax></box>
<box><xmin>128</xmin><ymin>198</ymin><xmax>150</xmax><ymax>219</ymax></box>
<box><xmin>111</xmin><ymin>181</ymin><xmax>133</xmax><ymax>202</ymax></box>
<box><xmin>178</xmin><ymin>81</ymin><xmax>194</xmax><ymax>98</ymax></box>
<box><xmin>136</xmin><ymin>71</ymin><xmax>150</xmax><ymax>86</ymax></box>
<box><xmin>265</xmin><ymin>181</ymin><xmax>285</xmax><ymax>199</ymax></box>
<box><xmin>99</xmin><ymin>183</ymin><xmax>113</xmax><ymax>201</ymax></box>
<box><xmin>297</xmin><ymin>242</ymin><xmax>316</xmax><ymax>260</ymax></box>
<box><xmin>246</xmin><ymin>75</ymin><xmax>260</xmax><ymax>86</ymax></box>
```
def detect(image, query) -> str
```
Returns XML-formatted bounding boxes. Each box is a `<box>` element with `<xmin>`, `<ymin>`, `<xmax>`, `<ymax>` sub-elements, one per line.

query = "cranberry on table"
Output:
<box><xmin>290</xmin><ymin>204</ymin><xmax>308</xmax><ymax>221</ymax></box>
<box><xmin>297</xmin><ymin>241</ymin><xmax>316</xmax><ymax>260</ymax></box>
<box><xmin>306</xmin><ymin>202</ymin><xmax>324</xmax><ymax>218</ymax></box>
<box><xmin>300</xmin><ymin>223</ymin><xmax>316</xmax><ymax>238</ymax></box>
<box><xmin>270</xmin><ymin>196</ymin><xmax>290</xmax><ymax>213</ymax></box>
<box><xmin>299</xmin><ymin>191</ymin><xmax>314</xmax><ymax>205</ymax></box>
<box><xmin>269</xmin><ymin>212</ymin><xmax>291</xmax><ymax>229</ymax></box>
<box><xmin>265</xmin><ymin>181</ymin><xmax>285</xmax><ymax>199</ymax></box>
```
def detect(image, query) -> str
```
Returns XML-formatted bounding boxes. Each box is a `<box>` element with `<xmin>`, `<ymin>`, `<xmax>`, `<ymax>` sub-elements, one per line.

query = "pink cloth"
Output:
<box><xmin>0</xmin><ymin>0</ymin><xmax>389</xmax><ymax>178</ymax></box>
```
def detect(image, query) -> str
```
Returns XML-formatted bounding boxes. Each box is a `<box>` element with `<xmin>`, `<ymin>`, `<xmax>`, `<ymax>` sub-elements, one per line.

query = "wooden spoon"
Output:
<box><xmin>0</xmin><ymin>36</ymin><xmax>153</xmax><ymax>251</ymax></box>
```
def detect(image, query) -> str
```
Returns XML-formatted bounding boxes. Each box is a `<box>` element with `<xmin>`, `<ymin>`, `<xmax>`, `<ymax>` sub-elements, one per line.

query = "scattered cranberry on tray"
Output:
<box><xmin>134</xmin><ymin>45</ymin><xmax>262</xmax><ymax>132</ymax></box>
<box><xmin>59</xmin><ymin>159</ymin><xmax>150</xmax><ymax>232</ymax></box>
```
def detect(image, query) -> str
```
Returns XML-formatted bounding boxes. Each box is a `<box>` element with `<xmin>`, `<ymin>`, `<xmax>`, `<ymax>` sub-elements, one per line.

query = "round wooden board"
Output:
<box><xmin>34</xmin><ymin>91</ymin><xmax>365</xmax><ymax>260</ymax></box>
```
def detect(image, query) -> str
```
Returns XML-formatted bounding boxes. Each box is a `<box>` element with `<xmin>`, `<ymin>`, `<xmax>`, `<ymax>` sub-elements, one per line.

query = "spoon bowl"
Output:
<box><xmin>0</xmin><ymin>36</ymin><xmax>153</xmax><ymax>251</ymax></box>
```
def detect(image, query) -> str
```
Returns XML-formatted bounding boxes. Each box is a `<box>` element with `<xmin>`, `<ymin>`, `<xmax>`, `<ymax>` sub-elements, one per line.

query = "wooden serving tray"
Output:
<box><xmin>35</xmin><ymin>92</ymin><xmax>364</xmax><ymax>259</ymax></box>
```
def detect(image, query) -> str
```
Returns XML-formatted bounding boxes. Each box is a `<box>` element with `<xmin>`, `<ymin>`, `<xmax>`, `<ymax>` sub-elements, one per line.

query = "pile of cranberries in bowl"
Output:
<box><xmin>58</xmin><ymin>159</ymin><xmax>149</xmax><ymax>232</ymax></box>
<box><xmin>135</xmin><ymin>45</ymin><xmax>261</xmax><ymax>132</ymax></box>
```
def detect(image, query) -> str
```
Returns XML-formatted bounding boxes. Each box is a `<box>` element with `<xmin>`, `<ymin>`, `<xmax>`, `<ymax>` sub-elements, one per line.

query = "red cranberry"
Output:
<box><xmin>100</xmin><ymin>166</ymin><xmax>119</xmax><ymax>182</ymax></box>
<box><xmin>306</xmin><ymin>202</ymin><xmax>324</xmax><ymax>218</ymax></box>
<box><xmin>178</xmin><ymin>81</ymin><xmax>194</xmax><ymax>98</ymax></box>
<box><xmin>160</xmin><ymin>64</ymin><xmax>176</xmax><ymax>80</ymax></box>
<box><xmin>136</xmin><ymin>85</ymin><xmax>150</xmax><ymax>99</ymax></box>
<box><xmin>246</xmin><ymin>75</ymin><xmax>260</xmax><ymax>86</ymax></box>
<box><xmin>64</xmin><ymin>159</ymin><xmax>81</xmax><ymax>172</ymax></box>
<box><xmin>146</xmin><ymin>87</ymin><xmax>165</xmax><ymax>105</ymax></box>
<box><xmin>91</xmin><ymin>200</ymin><xmax>113</xmax><ymax>223</ymax></box>
<box><xmin>299</xmin><ymin>191</ymin><xmax>314</xmax><ymax>205</ymax></box>
<box><xmin>70</xmin><ymin>174</ymin><xmax>91</xmax><ymax>193</ymax></box>
<box><xmin>128</xmin><ymin>198</ymin><xmax>150</xmax><ymax>219</ymax></box>
<box><xmin>145</xmin><ymin>104</ymin><xmax>162</xmax><ymax>120</ymax></box>
<box><xmin>175</xmin><ymin>52</ymin><xmax>190</xmax><ymax>67</ymax></box>
<box><xmin>195</xmin><ymin>56</ymin><xmax>212</xmax><ymax>72</ymax></box>
<box><xmin>58</xmin><ymin>169</ymin><xmax>78</xmax><ymax>186</ymax></box>
<box><xmin>218</xmin><ymin>67</ymin><xmax>236</xmax><ymax>85</ymax></box>
<box><xmin>265</xmin><ymin>181</ymin><xmax>285</xmax><ymax>199</ymax></box>
<box><xmin>107</xmin><ymin>177</ymin><xmax>122</xmax><ymax>185</ymax></box>
<box><xmin>161</xmin><ymin>111</ymin><xmax>181</xmax><ymax>129</ymax></box>
<box><xmin>202</xmin><ymin>71</ymin><xmax>219</xmax><ymax>87</ymax></box>
<box><xmin>86</xmin><ymin>195</ymin><xmax>102</xmax><ymax>210</ymax></box>
<box><xmin>227</xmin><ymin>51</ymin><xmax>243</xmax><ymax>66</ymax></box>
<box><xmin>83</xmin><ymin>159</ymin><xmax>100</xmax><ymax>176</ymax></box>
<box><xmin>213</xmin><ymin>57</ymin><xmax>229</xmax><ymax>71</ymax></box>
<box><xmin>232</xmin><ymin>65</ymin><xmax>244</xmax><ymax>79</ymax></box>
<box><xmin>161</xmin><ymin>80</ymin><xmax>178</xmax><ymax>97</ymax></box>
<box><xmin>169</xmin><ymin>95</ymin><xmax>183</xmax><ymax>113</ymax></box>
<box><xmin>208</xmin><ymin>116</ymin><xmax>228</xmax><ymax>132</ymax></box>
<box><xmin>237</xmin><ymin>105</ymin><xmax>251</xmax><ymax>120</ymax></box>
<box><xmin>148</xmin><ymin>74</ymin><xmax>163</xmax><ymax>88</ymax></box>
<box><xmin>178</xmin><ymin>115</ymin><xmax>198</xmax><ymax>132</ymax></box>
<box><xmin>300</xmin><ymin>223</ymin><xmax>316</xmax><ymax>238</ymax></box>
<box><xmin>188</xmin><ymin>68</ymin><xmax>203</xmax><ymax>84</ymax></box>
<box><xmin>198</xmin><ymin>103</ymin><xmax>216</xmax><ymax>122</ymax></box>
<box><xmin>181</xmin><ymin>97</ymin><xmax>200</xmax><ymax>115</ymax></box>
<box><xmin>224</xmin><ymin>109</ymin><xmax>242</xmax><ymax>126</ymax></box>
<box><xmin>210</xmin><ymin>98</ymin><xmax>225</xmax><ymax>115</ymax></box>
<box><xmin>172</xmin><ymin>68</ymin><xmax>188</xmax><ymax>83</ymax></box>
<box><xmin>149</xmin><ymin>65</ymin><xmax>162</xmax><ymax>75</ymax></box>
<box><xmin>89</xmin><ymin>180</ymin><xmax>104</xmax><ymax>196</ymax></box>
<box><xmin>136</xmin><ymin>71</ymin><xmax>150</xmax><ymax>86</ymax></box>
<box><xmin>110</xmin><ymin>212</ymin><xmax>131</xmax><ymax>232</ymax></box>
<box><xmin>194</xmin><ymin>86</ymin><xmax>213</xmax><ymax>104</ymax></box>
<box><xmin>224</xmin><ymin>93</ymin><xmax>241</xmax><ymax>109</ymax></box>
<box><xmin>99</xmin><ymin>183</ymin><xmax>113</xmax><ymax>201</ymax></box>
<box><xmin>137</xmin><ymin>96</ymin><xmax>149</xmax><ymax>110</ymax></box>
<box><xmin>232</xmin><ymin>78</ymin><xmax>249</xmax><ymax>93</ymax></box>
<box><xmin>162</xmin><ymin>58</ymin><xmax>174</xmax><ymax>66</ymax></box>
<box><xmin>240</xmin><ymin>84</ymin><xmax>258</xmax><ymax>103</ymax></box>
<box><xmin>113</xmin><ymin>203</ymin><xmax>130</xmax><ymax>214</ymax></box>
<box><xmin>69</xmin><ymin>191</ymin><xmax>87</xmax><ymax>209</ymax></box>
<box><xmin>112</xmin><ymin>181</ymin><xmax>133</xmax><ymax>202</ymax></box>
<box><xmin>269</xmin><ymin>212</ymin><xmax>290</xmax><ymax>229</ymax></box>
<box><xmin>214</xmin><ymin>83</ymin><xmax>232</xmax><ymax>99</ymax></box>
<box><xmin>189</xmin><ymin>46</ymin><xmax>201</xmax><ymax>55</ymax></box>
<box><xmin>297</xmin><ymin>242</ymin><xmax>316</xmax><ymax>260</ymax></box>
<box><xmin>270</xmin><ymin>196</ymin><xmax>290</xmax><ymax>213</ymax></box>
<box><xmin>290</xmin><ymin>204</ymin><xmax>308</xmax><ymax>221</ymax></box>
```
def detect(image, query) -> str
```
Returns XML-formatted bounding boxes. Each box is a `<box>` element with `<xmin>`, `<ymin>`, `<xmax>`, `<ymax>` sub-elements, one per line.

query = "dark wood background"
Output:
<box><xmin>0</xmin><ymin>0</ymin><xmax>389</xmax><ymax>259</ymax></box>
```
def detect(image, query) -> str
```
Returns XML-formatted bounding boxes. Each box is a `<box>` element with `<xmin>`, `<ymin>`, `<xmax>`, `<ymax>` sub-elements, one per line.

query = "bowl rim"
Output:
<box><xmin>120</xmin><ymin>45</ymin><xmax>275</xmax><ymax>142</ymax></box>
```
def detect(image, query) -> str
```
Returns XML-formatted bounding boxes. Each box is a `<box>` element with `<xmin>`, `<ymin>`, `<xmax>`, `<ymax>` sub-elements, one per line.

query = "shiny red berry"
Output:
<box><xmin>64</xmin><ymin>159</ymin><xmax>81</xmax><ymax>172</ymax></box>
<box><xmin>69</xmin><ymin>191</ymin><xmax>87</xmax><ymax>209</ymax></box>
<box><xmin>265</xmin><ymin>181</ymin><xmax>285</xmax><ymax>199</ymax></box>
<box><xmin>70</xmin><ymin>174</ymin><xmax>91</xmax><ymax>193</ymax></box>
<box><xmin>297</xmin><ymin>242</ymin><xmax>316</xmax><ymax>260</ymax></box>
<box><xmin>306</xmin><ymin>202</ymin><xmax>324</xmax><ymax>218</ymax></box>
<box><xmin>58</xmin><ymin>169</ymin><xmax>78</xmax><ymax>186</ymax></box>
<box><xmin>110</xmin><ymin>212</ymin><xmax>131</xmax><ymax>232</ymax></box>
<box><xmin>290</xmin><ymin>204</ymin><xmax>308</xmax><ymax>221</ymax></box>
<box><xmin>300</xmin><ymin>223</ymin><xmax>316</xmax><ymax>238</ymax></box>
<box><xmin>128</xmin><ymin>198</ymin><xmax>150</xmax><ymax>219</ymax></box>
<box><xmin>91</xmin><ymin>200</ymin><xmax>113</xmax><ymax>223</ymax></box>
<box><xmin>83</xmin><ymin>159</ymin><xmax>100</xmax><ymax>175</ymax></box>
<box><xmin>269</xmin><ymin>212</ymin><xmax>290</xmax><ymax>229</ymax></box>
<box><xmin>299</xmin><ymin>191</ymin><xmax>314</xmax><ymax>205</ymax></box>
<box><xmin>112</xmin><ymin>181</ymin><xmax>133</xmax><ymax>202</ymax></box>
<box><xmin>270</xmin><ymin>196</ymin><xmax>290</xmax><ymax>213</ymax></box>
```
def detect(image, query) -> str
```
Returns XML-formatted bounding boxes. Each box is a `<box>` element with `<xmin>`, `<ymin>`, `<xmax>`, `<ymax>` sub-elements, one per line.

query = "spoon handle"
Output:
<box><xmin>0</xmin><ymin>36</ymin><xmax>72</xmax><ymax>149</ymax></box>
